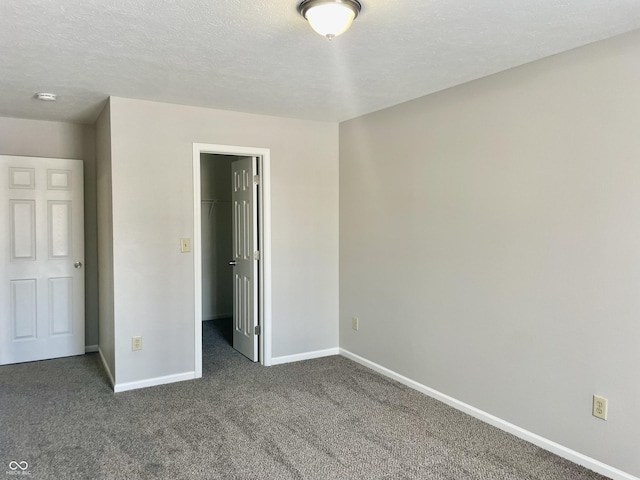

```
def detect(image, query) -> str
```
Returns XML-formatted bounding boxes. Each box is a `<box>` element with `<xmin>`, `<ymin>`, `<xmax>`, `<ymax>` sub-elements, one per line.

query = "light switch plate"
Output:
<box><xmin>180</xmin><ymin>238</ymin><xmax>191</xmax><ymax>253</ymax></box>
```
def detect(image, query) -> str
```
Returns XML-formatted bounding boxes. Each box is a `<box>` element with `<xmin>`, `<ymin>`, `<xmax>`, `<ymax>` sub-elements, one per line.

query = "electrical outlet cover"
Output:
<box><xmin>593</xmin><ymin>394</ymin><xmax>608</xmax><ymax>420</ymax></box>
<box><xmin>132</xmin><ymin>336</ymin><xmax>143</xmax><ymax>351</ymax></box>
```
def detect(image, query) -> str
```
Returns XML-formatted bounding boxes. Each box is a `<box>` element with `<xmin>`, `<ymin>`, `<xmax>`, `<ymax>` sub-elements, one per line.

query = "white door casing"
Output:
<box><xmin>0</xmin><ymin>156</ymin><xmax>84</xmax><ymax>365</ymax></box>
<box><xmin>193</xmin><ymin>143</ymin><xmax>272</xmax><ymax>376</ymax></box>
<box><xmin>231</xmin><ymin>157</ymin><xmax>258</xmax><ymax>361</ymax></box>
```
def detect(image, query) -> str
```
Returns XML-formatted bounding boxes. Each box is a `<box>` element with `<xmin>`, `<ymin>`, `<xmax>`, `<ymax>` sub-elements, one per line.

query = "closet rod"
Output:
<box><xmin>202</xmin><ymin>199</ymin><xmax>230</xmax><ymax>218</ymax></box>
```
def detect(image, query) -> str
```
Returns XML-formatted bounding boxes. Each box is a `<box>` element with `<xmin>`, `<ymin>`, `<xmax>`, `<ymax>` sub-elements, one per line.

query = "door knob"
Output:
<box><xmin>74</xmin><ymin>261</ymin><xmax>83</xmax><ymax>269</ymax></box>
<box><xmin>228</xmin><ymin>261</ymin><xmax>237</xmax><ymax>266</ymax></box>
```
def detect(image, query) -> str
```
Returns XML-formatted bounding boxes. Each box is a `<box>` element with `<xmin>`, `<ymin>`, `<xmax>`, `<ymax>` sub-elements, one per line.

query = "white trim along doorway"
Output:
<box><xmin>192</xmin><ymin>143</ymin><xmax>272</xmax><ymax>378</ymax></box>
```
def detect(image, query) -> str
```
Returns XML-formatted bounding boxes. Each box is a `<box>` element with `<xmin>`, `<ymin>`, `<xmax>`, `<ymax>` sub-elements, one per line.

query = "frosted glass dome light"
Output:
<box><xmin>297</xmin><ymin>0</ymin><xmax>362</xmax><ymax>40</ymax></box>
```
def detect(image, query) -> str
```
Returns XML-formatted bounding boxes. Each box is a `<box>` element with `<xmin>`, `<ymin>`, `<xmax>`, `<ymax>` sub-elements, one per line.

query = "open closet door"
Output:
<box><xmin>230</xmin><ymin>156</ymin><xmax>258</xmax><ymax>361</ymax></box>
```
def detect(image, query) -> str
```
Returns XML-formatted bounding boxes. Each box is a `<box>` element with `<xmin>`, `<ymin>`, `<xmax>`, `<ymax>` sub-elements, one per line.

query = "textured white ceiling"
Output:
<box><xmin>1</xmin><ymin>0</ymin><xmax>639</xmax><ymax>124</ymax></box>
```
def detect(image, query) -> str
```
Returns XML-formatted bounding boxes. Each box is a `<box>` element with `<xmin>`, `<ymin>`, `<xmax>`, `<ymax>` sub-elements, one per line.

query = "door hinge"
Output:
<box><xmin>253</xmin><ymin>175</ymin><xmax>260</xmax><ymax>185</ymax></box>
<box><xmin>254</xmin><ymin>251</ymin><xmax>261</xmax><ymax>261</ymax></box>
<box><xmin>254</xmin><ymin>325</ymin><xmax>261</xmax><ymax>335</ymax></box>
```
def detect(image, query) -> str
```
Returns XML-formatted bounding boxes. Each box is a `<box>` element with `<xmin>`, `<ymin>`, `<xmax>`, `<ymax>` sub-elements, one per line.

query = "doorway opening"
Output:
<box><xmin>200</xmin><ymin>154</ymin><xmax>234</xmax><ymax>359</ymax></box>
<box><xmin>193</xmin><ymin>144</ymin><xmax>272</xmax><ymax>378</ymax></box>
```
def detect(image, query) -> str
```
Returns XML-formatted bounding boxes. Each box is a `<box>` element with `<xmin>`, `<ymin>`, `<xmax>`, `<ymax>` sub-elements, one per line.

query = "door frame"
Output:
<box><xmin>192</xmin><ymin>143</ymin><xmax>272</xmax><ymax>377</ymax></box>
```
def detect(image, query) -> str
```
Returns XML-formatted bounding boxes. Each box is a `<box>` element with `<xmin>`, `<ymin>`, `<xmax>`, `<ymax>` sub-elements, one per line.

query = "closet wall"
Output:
<box><xmin>200</xmin><ymin>154</ymin><xmax>234</xmax><ymax>320</ymax></box>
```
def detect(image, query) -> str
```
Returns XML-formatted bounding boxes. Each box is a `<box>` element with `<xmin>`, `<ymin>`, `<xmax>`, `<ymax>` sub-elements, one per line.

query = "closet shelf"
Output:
<box><xmin>202</xmin><ymin>199</ymin><xmax>231</xmax><ymax>218</ymax></box>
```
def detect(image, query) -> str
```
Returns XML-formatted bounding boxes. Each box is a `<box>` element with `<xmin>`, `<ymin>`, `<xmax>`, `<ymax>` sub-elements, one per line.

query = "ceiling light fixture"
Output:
<box><xmin>297</xmin><ymin>0</ymin><xmax>361</xmax><ymax>40</ymax></box>
<box><xmin>35</xmin><ymin>92</ymin><xmax>57</xmax><ymax>101</ymax></box>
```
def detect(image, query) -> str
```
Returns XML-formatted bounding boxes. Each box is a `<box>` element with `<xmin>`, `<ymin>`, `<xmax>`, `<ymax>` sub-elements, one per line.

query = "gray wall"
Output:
<box><xmin>95</xmin><ymin>102</ymin><xmax>115</xmax><ymax>377</ymax></box>
<box><xmin>107</xmin><ymin>97</ymin><xmax>339</xmax><ymax>385</ymax></box>
<box><xmin>200</xmin><ymin>154</ymin><xmax>234</xmax><ymax>320</ymax></box>
<box><xmin>339</xmin><ymin>29</ymin><xmax>640</xmax><ymax>477</ymax></box>
<box><xmin>0</xmin><ymin>116</ymin><xmax>99</xmax><ymax>348</ymax></box>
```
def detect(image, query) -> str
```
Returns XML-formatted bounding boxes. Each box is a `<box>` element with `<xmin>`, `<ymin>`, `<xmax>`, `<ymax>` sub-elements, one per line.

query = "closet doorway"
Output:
<box><xmin>200</xmin><ymin>154</ymin><xmax>234</xmax><ymax>346</ymax></box>
<box><xmin>193</xmin><ymin>143</ymin><xmax>272</xmax><ymax>379</ymax></box>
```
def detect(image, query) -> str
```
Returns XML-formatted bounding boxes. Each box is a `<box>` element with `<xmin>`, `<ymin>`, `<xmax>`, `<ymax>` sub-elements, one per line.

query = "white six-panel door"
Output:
<box><xmin>231</xmin><ymin>157</ymin><xmax>258</xmax><ymax>361</ymax></box>
<box><xmin>0</xmin><ymin>156</ymin><xmax>84</xmax><ymax>365</ymax></box>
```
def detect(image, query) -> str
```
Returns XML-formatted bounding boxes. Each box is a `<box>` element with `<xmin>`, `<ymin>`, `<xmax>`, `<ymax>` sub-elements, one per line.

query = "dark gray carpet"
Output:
<box><xmin>0</xmin><ymin>319</ymin><xmax>608</xmax><ymax>480</ymax></box>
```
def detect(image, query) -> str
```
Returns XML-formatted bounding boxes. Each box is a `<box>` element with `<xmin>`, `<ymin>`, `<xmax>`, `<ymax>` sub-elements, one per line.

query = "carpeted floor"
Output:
<box><xmin>0</xmin><ymin>319</ymin><xmax>609</xmax><ymax>480</ymax></box>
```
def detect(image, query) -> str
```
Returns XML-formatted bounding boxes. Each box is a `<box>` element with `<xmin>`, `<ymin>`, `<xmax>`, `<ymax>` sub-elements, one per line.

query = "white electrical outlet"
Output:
<box><xmin>593</xmin><ymin>394</ymin><xmax>608</xmax><ymax>420</ymax></box>
<box><xmin>132</xmin><ymin>336</ymin><xmax>143</xmax><ymax>351</ymax></box>
<box><xmin>352</xmin><ymin>317</ymin><xmax>359</xmax><ymax>331</ymax></box>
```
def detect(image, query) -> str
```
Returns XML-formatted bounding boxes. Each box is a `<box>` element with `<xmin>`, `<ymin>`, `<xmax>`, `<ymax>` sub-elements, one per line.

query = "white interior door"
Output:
<box><xmin>231</xmin><ymin>156</ymin><xmax>258</xmax><ymax>361</ymax></box>
<box><xmin>0</xmin><ymin>155</ymin><xmax>84</xmax><ymax>365</ymax></box>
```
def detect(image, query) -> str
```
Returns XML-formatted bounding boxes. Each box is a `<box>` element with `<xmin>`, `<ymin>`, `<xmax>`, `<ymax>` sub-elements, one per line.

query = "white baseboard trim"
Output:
<box><xmin>85</xmin><ymin>344</ymin><xmax>99</xmax><ymax>353</ymax></box>
<box><xmin>98</xmin><ymin>347</ymin><xmax>115</xmax><ymax>389</ymax></box>
<box><xmin>271</xmin><ymin>347</ymin><xmax>340</xmax><ymax>366</ymax></box>
<box><xmin>202</xmin><ymin>313</ymin><xmax>232</xmax><ymax>321</ymax></box>
<box><xmin>339</xmin><ymin>348</ymin><xmax>638</xmax><ymax>480</ymax></box>
<box><xmin>114</xmin><ymin>371</ymin><xmax>195</xmax><ymax>393</ymax></box>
